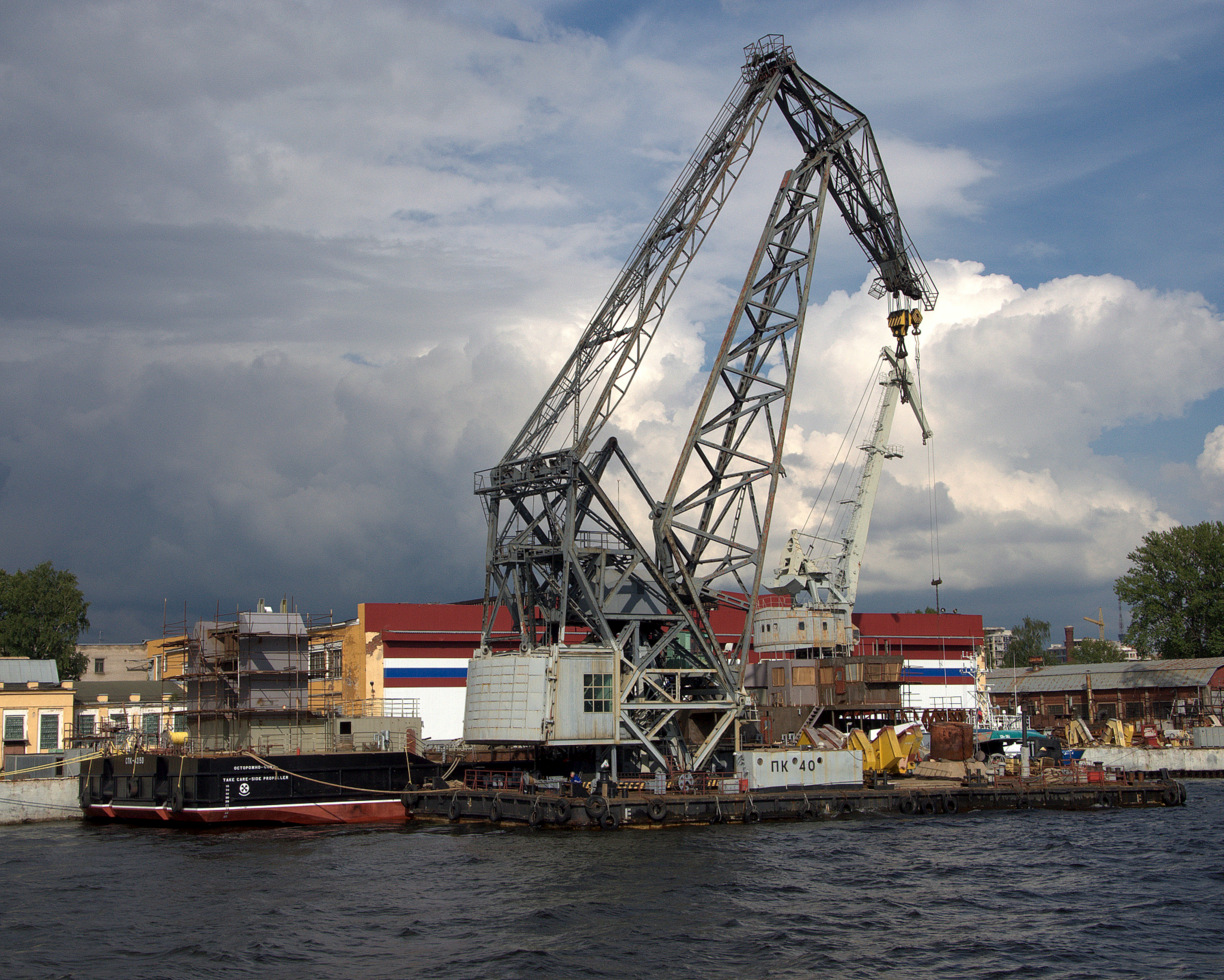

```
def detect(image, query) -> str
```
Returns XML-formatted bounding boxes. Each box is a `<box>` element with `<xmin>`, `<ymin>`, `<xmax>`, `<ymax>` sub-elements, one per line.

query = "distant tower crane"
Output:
<box><xmin>464</xmin><ymin>35</ymin><xmax>937</xmax><ymax>773</ymax></box>
<box><xmin>1084</xmin><ymin>608</ymin><xmax>1105</xmax><ymax>641</ymax></box>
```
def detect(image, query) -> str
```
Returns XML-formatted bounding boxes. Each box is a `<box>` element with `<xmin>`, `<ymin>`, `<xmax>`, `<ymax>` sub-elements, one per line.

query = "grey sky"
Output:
<box><xmin>2</xmin><ymin>1</ymin><xmax>1222</xmax><ymax>643</ymax></box>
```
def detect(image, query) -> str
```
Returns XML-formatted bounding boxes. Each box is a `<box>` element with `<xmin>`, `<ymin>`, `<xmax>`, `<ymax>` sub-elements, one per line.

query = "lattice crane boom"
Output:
<box><xmin>467</xmin><ymin>35</ymin><xmax>937</xmax><ymax>771</ymax></box>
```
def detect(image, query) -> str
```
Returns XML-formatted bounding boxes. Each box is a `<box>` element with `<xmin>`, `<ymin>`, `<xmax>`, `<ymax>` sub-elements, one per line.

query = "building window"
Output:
<box><xmin>173</xmin><ymin>713</ymin><xmax>187</xmax><ymax>733</ymax></box>
<box><xmin>76</xmin><ymin>713</ymin><xmax>96</xmax><ymax>736</ymax></box>
<box><xmin>3</xmin><ymin>713</ymin><xmax>26</xmax><ymax>743</ymax></box>
<box><xmin>39</xmin><ymin>714</ymin><xmax>60</xmax><ymax>752</ymax></box>
<box><xmin>94</xmin><ymin>658</ymin><xmax>105</xmax><ymax>674</ymax></box>
<box><xmin>583</xmin><ymin>673</ymin><xmax>612</xmax><ymax>713</ymax></box>
<box><xmin>142</xmin><ymin>714</ymin><xmax>160</xmax><ymax>736</ymax></box>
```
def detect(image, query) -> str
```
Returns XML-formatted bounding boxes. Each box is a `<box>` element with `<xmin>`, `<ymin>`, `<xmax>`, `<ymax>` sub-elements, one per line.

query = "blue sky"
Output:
<box><xmin>1</xmin><ymin>1</ymin><xmax>1222</xmax><ymax>645</ymax></box>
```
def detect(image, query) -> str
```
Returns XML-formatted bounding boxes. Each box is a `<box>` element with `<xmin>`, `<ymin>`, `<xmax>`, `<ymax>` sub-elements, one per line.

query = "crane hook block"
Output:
<box><xmin>887</xmin><ymin>307</ymin><xmax>921</xmax><ymax>340</ymax></box>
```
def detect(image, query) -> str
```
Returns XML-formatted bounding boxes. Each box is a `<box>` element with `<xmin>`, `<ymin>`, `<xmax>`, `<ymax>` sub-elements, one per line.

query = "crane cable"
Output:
<box><xmin>798</xmin><ymin>354</ymin><xmax>884</xmax><ymax>553</ymax></box>
<box><xmin>914</xmin><ymin>332</ymin><xmax>943</xmax><ymax>598</ymax></box>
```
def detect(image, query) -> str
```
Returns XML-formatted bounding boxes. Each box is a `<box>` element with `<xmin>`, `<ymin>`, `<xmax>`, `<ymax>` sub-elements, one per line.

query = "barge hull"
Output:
<box><xmin>409</xmin><ymin>776</ymin><xmax>1187</xmax><ymax>828</ymax></box>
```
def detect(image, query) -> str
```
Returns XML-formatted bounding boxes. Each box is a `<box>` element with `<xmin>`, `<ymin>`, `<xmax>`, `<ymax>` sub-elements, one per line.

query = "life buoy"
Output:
<box><xmin>599</xmin><ymin>810</ymin><xmax>619</xmax><ymax>830</ymax></box>
<box><xmin>943</xmin><ymin>796</ymin><xmax>959</xmax><ymax>815</ymax></box>
<box><xmin>899</xmin><ymin>797</ymin><xmax>917</xmax><ymax>815</ymax></box>
<box><xmin>647</xmin><ymin>799</ymin><xmax>668</xmax><ymax>822</ymax></box>
<box><xmin>585</xmin><ymin>795</ymin><xmax>609</xmax><ymax>818</ymax></box>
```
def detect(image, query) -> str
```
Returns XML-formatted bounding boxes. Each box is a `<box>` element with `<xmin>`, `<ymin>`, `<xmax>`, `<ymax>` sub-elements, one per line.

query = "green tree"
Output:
<box><xmin>1070</xmin><ymin>637</ymin><xmax>1125</xmax><ymax>664</ymax></box>
<box><xmin>0</xmin><ymin>562</ymin><xmax>91</xmax><ymax>679</ymax></box>
<box><xmin>1115</xmin><ymin>522</ymin><xmax>1224</xmax><ymax>659</ymax></box>
<box><xmin>1003</xmin><ymin>617</ymin><xmax>1051</xmax><ymax>667</ymax></box>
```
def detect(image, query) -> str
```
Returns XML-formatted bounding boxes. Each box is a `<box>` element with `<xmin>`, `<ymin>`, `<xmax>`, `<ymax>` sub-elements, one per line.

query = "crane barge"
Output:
<box><xmin>463</xmin><ymin>34</ymin><xmax>936</xmax><ymax>778</ymax></box>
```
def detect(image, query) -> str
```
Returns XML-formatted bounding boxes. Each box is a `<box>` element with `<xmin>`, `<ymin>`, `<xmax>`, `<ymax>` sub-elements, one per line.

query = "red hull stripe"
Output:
<box><xmin>84</xmin><ymin>799</ymin><xmax>408</xmax><ymax>825</ymax></box>
<box><xmin>384</xmin><ymin>676</ymin><xmax>467</xmax><ymax>688</ymax></box>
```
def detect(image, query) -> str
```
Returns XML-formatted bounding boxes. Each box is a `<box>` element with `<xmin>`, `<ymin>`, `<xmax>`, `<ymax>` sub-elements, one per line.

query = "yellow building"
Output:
<box><xmin>0</xmin><ymin>659</ymin><xmax>75</xmax><ymax>769</ymax></box>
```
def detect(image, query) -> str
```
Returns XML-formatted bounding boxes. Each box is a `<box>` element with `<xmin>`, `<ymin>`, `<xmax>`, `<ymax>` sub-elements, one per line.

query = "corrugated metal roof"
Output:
<box><xmin>987</xmin><ymin>657</ymin><xmax>1224</xmax><ymax>695</ymax></box>
<box><xmin>0</xmin><ymin>658</ymin><xmax>61</xmax><ymax>684</ymax></box>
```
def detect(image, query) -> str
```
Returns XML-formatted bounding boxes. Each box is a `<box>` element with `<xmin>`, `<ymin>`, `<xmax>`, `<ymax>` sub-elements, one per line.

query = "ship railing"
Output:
<box><xmin>464</xmin><ymin>769</ymin><xmax>531</xmax><ymax>792</ymax></box>
<box><xmin>338</xmin><ymin>698</ymin><xmax>421</xmax><ymax>719</ymax></box>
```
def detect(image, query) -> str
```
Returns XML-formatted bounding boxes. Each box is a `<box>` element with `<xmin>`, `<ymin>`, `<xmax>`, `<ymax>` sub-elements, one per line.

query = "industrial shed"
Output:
<box><xmin>986</xmin><ymin>658</ymin><xmax>1224</xmax><ymax>726</ymax></box>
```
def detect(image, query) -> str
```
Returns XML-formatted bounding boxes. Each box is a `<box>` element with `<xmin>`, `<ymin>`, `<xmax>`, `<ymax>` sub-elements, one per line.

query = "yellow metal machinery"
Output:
<box><xmin>840</xmin><ymin>726</ymin><xmax>921</xmax><ymax>774</ymax></box>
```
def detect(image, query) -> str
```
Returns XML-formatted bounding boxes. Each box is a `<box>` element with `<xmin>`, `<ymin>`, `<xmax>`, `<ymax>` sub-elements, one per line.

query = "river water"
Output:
<box><xmin>2</xmin><ymin>780</ymin><xmax>1221</xmax><ymax>980</ymax></box>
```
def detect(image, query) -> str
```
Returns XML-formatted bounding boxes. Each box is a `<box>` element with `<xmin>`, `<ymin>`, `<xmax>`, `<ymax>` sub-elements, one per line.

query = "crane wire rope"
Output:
<box><xmin>798</xmin><ymin>353</ymin><xmax>888</xmax><ymax>560</ymax></box>
<box><xmin>914</xmin><ymin>333</ymin><xmax>943</xmax><ymax>601</ymax></box>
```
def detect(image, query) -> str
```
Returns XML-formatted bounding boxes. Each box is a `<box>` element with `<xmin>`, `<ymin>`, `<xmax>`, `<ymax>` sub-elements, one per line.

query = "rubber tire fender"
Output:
<box><xmin>99</xmin><ymin>776</ymin><xmax>116</xmax><ymax>805</ymax></box>
<box><xmin>585</xmin><ymin>795</ymin><xmax>609</xmax><ymax>819</ymax></box>
<box><xmin>599</xmin><ymin>810</ymin><xmax>619</xmax><ymax>830</ymax></box>
<box><xmin>647</xmin><ymin>799</ymin><xmax>668</xmax><ymax>822</ymax></box>
<box><xmin>920</xmin><ymin>798</ymin><xmax>937</xmax><ymax>816</ymax></box>
<box><xmin>401</xmin><ymin>791</ymin><xmax>419</xmax><ymax>810</ymax></box>
<box><xmin>79</xmin><ymin>780</ymin><xmax>93</xmax><ymax>810</ymax></box>
<box><xmin>743</xmin><ymin>807</ymin><xmax>761</xmax><ymax>824</ymax></box>
<box><xmin>448</xmin><ymin>799</ymin><xmax>461</xmax><ymax>822</ymax></box>
<box><xmin>127</xmin><ymin>776</ymin><xmax>141</xmax><ymax>798</ymax></box>
<box><xmin>899</xmin><ymin>797</ymin><xmax>917</xmax><ymax>816</ymax></box>
<box><xmin>554</xmin><ymin>799</ymin><xmax>571</xmax><ymax>824</ymax></box>
<box><xmin>1162</xmin><ymin>786</ymin><xmax>1179</xmax><ymax>806</ymax></box>
<box><xmin>488</xmin><ymin>800</ymin><xmax>501</xmax><ymax>824</ymax></box>
<box><xmin>170</xmin><ymin>784</ymin><xmax>185</xmax><ymax>814</ymax></box>
<box><xmin>943</xmin><ymin>796</ymin><xmax>959</xmax><ymax>815</ymax></box>
<box><xmin>528</xmin><ymin>806</ymin><xmax>543</xmax><ymax>828</ymax></box>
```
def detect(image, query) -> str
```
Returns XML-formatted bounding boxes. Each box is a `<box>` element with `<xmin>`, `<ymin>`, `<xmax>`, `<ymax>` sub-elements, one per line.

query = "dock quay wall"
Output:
<box><xmin>1078</xmin><ymin>745</ymin><xmax>1224</xmax><ymax>777</ymax></box>
<box><xmin>0</xmin><ymin>776</ymin><xmax>79</xmax><ymax>824</ymax></box>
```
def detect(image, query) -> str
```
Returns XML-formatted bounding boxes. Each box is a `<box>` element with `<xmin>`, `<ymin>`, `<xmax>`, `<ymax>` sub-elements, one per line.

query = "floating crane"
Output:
<box><xmin>464</xmin><ymin>36</ymin><xmax>937</xmax><ymax>773</ymax></box>
<box><xmin>757</xmin><ymin>344</ymin><xmax>932</xmax><ymax>659</ymax></box>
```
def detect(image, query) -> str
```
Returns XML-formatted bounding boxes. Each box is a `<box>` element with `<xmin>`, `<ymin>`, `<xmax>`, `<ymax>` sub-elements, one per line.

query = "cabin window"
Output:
<box><xmin>583</xmin><ymin>673</ymin><xmax>612</xmax><ymax>713</ymax></box>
